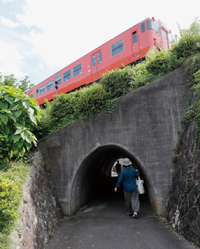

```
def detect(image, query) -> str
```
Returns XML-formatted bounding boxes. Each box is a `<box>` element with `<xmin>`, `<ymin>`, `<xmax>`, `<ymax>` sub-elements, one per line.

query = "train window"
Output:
<box><xmin>55</xmin><ymin>75</ymin><xmax>61</xmax><ymax>85</ymax></box>
<box><xmin>132</xmin><ymin>31</ymin><xmax>137</xmax><ymax>43</ymax></box>
<box><xmin>168</xmin><ymin>33</ymin><xmax>172</xmax><ymax>42</ymax></box>
<box><xmin>40</xmin><ymin>85</ymin><xmax>45</xmax><ymax>95</ymax></box>
<box><xmin>92</xmin><ymin>55</ymin><xmax>96</xmax><ymax>67</ymax></box>
<box><xmin>73</xmin><ymin>63</ymin><xmax>82</xmax><ymax>77</ymax></box>
<box><xmin>141</xmin><ymin>23</ymin><xmax>145</xmax><ymax>33</ymax></box>
<box><xmin>162</xmin><ymin>29</ymin><xmax>167</xmax><ymax>40</ymax></box>
<box><xmin>98</xmin><ymin>52</ymin><xmax>102</xmax><ymax>63</ymax></box>
<box><xmin>147</xmin><ymin>20</ymin><xmax>160</xmax><ymax>33</ymax></box>
<box><xmin>36</xmin><ymin>89</ymin><xmax>38</xmax><ymax>98</ymax></box>
<box><xmin>111</xmin><ymin>39</ymin><xmax>124</xmax><ymax>57</ymax></box>
<box><xmin>47</xmin><ymin>80</ymin><xmax>53</xmax><ymax>91</ymax></box>
<box><xmin>63</xmin><ymin>70</ymin><xmax>71</xmax><ymax>82</ymax></box>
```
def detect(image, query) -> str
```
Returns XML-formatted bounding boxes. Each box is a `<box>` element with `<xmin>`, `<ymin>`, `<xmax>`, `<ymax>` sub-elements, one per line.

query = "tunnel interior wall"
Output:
<box><xmin>69</xmin><ymin>145</ymin><xmax>154</xmax><ymax>215</ymax></box>
<box><xmin>39</xmin><ymin>68</ymin><xmax>190</xmax><ymax>216</ymax></box>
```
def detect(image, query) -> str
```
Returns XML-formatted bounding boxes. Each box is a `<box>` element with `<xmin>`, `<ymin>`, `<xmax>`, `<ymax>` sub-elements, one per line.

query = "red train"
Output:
<box><xmin>27</xmin><ymin>17</ymin><xmax>172</xmax><ymax>105</ymax></box>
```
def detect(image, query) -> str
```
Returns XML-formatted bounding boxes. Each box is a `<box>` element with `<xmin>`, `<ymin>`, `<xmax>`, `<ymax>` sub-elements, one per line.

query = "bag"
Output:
<box><xmin>136</xmin><ymin>176</ymin><xmax>145</xmax><ymax>194</ymax></box>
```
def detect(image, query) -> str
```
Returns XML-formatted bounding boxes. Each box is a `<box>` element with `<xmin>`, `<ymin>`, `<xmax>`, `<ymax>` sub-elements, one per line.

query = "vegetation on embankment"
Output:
<box><xmin>0</xmin><ymin>160</ymin><xmax>29</xmax><ymax>249</ymax></box>
<box><xmin>36</xmin><ymin>18</ymin><xmax>200</xmax><ymax>139</ymax></box>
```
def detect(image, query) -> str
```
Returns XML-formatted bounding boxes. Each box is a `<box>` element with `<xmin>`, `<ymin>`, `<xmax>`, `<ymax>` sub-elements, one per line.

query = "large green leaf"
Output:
<box><xmin>0</xmin><ymin>101</ymin><xmax>9</xmax><ymax>110</ymax></box>
<box><xmin>24</xmin><ymin>141</ymin><xmax>32</xmax><ymax>150</ymax></box>
<box><xmin>4</xmin><ymin>95</ymin><xmax>13</xmax><ymax>104</ymax></box>
<box><xmin>17</xmin><ymin>138</ymin><xmax>24</xmax><ymax>148</ymax></box>
<box><xmin>8</xmin><ymin>114</ymin><xmax>16</xmax><ymax>122</ymax></box>
<box><xmin>4</xmin><ymin>126</ymin><xmax>10</xmax><ymax>136</ymax></box>
<box><xmin>1</xmin><ymin>108</ymin><xmax>11</xmax><ymax>114</ymax></box>
<box><xmin>0</xmin><ymin>90</ymin><xmax>5</xmax><ymax>98</ymax></box>
<box><xmin>23</xmin><ymin>100</ymin><xmax>30</xmax><ymax>109</ymax></box>
<box><xmin>9</xmin><ymin>102</ymin><xmax>20</xmax><ymax>110</ymax></box>
<box><xmin>13</xmin><ymin>109</ymin><xmax>23</xmax><ymax>119</ymax></box>
<box><xmin>14</xmin><ymin>123</ymin><xmax>24</xmax><ymax>129</ymax></box>
<box><xmin>28</xmin><ymin>107</ymin><xmax>36</xmax><ymax>123</ymax></box>
<box><xmin>12</xmin><ymin>134</ymin><xmax>21</xmax><ymax>143</ymax></box>
<box><xmin>0</xmin><ymin>113</ymin><xmax>8</xmax><ymax>125</ymax></box>
<box><xmin>21</xmin><ymin>131</ymin><xmax>28</xmax><ymax>142</ymax></box>
<box><xmin>14</xmin><ymin>97</ymin><xmax>23</xmax><ymax>102</ymax></box>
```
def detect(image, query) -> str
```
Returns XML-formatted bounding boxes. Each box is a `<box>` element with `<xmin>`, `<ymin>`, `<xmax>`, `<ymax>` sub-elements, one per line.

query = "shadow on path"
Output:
<box><xmin>46</xmin><ymin>194</ymin><xmax>197</xmax><ymax>249</ymax></box>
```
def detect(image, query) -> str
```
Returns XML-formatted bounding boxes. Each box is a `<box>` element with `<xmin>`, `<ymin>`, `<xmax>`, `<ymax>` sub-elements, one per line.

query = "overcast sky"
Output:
<box><xmin>0</xmin><ymin>0</ymin><xmax>199</xmax><ymax>85</ymax></box>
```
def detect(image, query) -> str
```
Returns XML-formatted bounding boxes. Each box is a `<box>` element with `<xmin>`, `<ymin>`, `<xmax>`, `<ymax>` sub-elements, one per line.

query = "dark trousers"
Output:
<box><xmin>124</xmin><ymin>190</ymin><xmax>140</xmax><ymax>214</ymax></box>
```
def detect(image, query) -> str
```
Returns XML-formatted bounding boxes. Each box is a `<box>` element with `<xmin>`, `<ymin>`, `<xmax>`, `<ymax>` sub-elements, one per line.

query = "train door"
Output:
<box><xmin>132</xmin><ymin>30</ymin><xmax>140</xmax><ymax>58</ymax></box>
<box><xmin>91</xmin><ymin>50</ymin><xmax>102</xmax><ymax>81</ymax></box>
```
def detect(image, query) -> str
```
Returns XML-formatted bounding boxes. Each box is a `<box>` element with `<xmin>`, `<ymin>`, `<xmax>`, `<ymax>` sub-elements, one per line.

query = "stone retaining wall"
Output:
<box><xmin>10</xmin><ymin>151</ymin><xmax>62</xmax><ymax>249</ymax></box>
<box><xmin>166</xmin><ymin>121</ymin><xmax>200</xmax><ymax>247</ymax></box>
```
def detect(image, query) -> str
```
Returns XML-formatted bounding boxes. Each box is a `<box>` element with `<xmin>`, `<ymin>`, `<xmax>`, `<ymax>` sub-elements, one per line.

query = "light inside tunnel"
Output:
<box><xmin>69</xmin><ymin>144</ymin><xmax>155</xmax><ymax>215</ymax></box>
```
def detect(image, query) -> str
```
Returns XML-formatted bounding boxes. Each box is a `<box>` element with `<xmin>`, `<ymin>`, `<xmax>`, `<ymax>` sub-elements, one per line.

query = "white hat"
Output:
<box><xmin>122</xmin><ymin>158</ymin><xmax>132</xmax><ymax>166</ymax></box>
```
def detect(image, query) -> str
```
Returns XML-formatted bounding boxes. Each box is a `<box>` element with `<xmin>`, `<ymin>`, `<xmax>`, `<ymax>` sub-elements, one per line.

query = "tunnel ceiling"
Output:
<box><xmin>80</xmin><ymin>144</ymin><xmax>142</xmax><ymax>177</ymax></box>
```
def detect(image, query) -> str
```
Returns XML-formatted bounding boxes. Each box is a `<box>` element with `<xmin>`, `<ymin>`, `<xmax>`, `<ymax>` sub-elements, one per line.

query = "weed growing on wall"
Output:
<box><xmin>183</xmin><ymin>53</ymin><xmax>200</xmax><ymax>136</ymax></box>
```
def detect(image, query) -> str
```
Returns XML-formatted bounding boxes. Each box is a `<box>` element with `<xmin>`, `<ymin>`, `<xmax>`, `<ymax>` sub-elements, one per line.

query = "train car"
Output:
<box><xmin>27</xmin><ymin>17</ymin><xmax>172</xmax><ymax>105</ymax></box>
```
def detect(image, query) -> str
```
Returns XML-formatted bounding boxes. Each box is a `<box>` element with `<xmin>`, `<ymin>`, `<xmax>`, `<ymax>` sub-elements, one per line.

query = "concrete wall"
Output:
<box><xmin>39</xmin><ymin>68</ymin><xmax>190</xmax><ymax>216</ymax></box>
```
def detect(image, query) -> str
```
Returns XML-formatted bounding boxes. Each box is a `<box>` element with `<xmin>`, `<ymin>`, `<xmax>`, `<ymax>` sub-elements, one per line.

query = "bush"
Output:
<box><xmin>170</xmin><ymin>18</ymin><xmax>200</xmax><ymax>60</ymax></box>
<box><xmin>0</xmin><ymin>176</ymin><xmax>21</xmax><ymax>234</ymax></box>
<box><xmin>171</xmin><ymin>33</ymin><xmax>200</xmax><ymax>60</ymax></box>
<box><xmin>0</xmin><ymin>86</ymin><xmax>41</xmax><ymax>159</ymax></box>
<box><xmin>0</xmin><ymin>160</ymin><xmax>29</xmax><ymax>249</ymax></box>
<box><xmin>77</xmin><ymin>83</ymin><xmax>107</xmax><ymax>117</ymax></box>
<box><xmin>100</xmin><ymin>66</ymin><xmax>135</xmax><ymax>99</ymax></box>
<box><xmin>146</xmin><ymin>50</ymin><xmax>169</xmax><ymax>74</ymax></box>
<box><xmin>184</xmin><ymin>53</ymin><xmax>200</xmax><ymax>77</ymax></box>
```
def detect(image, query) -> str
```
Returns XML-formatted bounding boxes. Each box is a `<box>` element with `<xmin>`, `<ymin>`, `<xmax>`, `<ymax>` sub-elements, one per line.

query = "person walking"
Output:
<box><xmin>115</xmin><ymin>160</ymin><xmax>121</xmax><ymax>176</ymax></box>
<box><xmin>114</xmin><ymin>158</ymin><xmax>140</xmax><ymax>218</ymax></box>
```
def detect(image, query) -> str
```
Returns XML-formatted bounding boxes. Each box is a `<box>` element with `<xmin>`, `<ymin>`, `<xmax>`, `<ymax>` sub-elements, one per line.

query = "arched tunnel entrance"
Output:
<box><xmin>70</xmin><ymin>144</ymin><xmax>155</xmax><ymax>215</ymax></box>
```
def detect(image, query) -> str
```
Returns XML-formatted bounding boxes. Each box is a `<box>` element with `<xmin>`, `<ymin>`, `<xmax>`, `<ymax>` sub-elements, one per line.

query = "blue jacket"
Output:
<box><xmin>116</xmin><ymin>167</ymin><xmax>140</xmax><ymax>193</ymax></box>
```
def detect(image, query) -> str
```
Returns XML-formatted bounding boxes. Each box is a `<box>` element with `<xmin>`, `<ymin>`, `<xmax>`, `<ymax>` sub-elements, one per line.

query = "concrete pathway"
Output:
<box><xmin>46</xmin><ymin>194</ymin><xmax>198</xmax><ymax>249</ymax></box>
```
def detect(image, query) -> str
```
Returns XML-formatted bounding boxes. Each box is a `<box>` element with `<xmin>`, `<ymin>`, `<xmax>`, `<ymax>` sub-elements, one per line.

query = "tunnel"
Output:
<box><xmin>69</xmin><ymin>144</ymin><xmax>155</xmax><ymax>215</ymax></box>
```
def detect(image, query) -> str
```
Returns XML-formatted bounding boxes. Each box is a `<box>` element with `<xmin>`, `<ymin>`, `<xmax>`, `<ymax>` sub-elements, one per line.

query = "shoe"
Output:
<box><xmin>126</xmin><ymin>212</ymin><xmax>132</xmax><ymax>216</ymax></box>
<box><xmin>133</xmin><ymin>212</ymin><xmax>138</xmax><ymax>218</ymax></box>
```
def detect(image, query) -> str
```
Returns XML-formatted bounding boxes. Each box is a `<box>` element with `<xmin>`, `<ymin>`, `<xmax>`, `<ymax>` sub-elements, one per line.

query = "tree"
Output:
<box><xmin>0</xmin><ymin>74</ymin><xmax>18</xmax><ymax>88</ymax></box>
<box><xmin>0</xmin><ymin>85</ymin><xmax>41</xmax><ymax>159</ymax></box>
<box><xmin>18</xmin><ymin>75</ymin><xmax>35</xmax><ymax>92</ymax></box>
<box><xmin>0</xmin><ymin>74</ymin><xmax>35</xmax><ymax>92</ymax></box>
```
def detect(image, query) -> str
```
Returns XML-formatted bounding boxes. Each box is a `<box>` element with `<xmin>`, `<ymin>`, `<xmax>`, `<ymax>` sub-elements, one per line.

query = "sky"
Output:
<box><xmin>0</xmin><ymin>0</ymin><xmax>199</xmax><ymax>86</ymax></box>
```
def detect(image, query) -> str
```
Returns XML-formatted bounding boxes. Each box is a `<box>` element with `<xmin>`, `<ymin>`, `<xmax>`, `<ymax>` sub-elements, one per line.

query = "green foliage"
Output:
<box><xmin>0</xmin><ymin>85</ymin><xmax>41</xmax><ymax>158</ymax></box>
<box><xmin>0</xmin><ymin>161</ymin><xmax>29</xmax><ymax>248</ymax></box>
<box><xmin>170</xmin><ymin>18</ymin><xmax>200</xmax><ymax>60</ymax></box>
<box><xmin>100</xmin><ymin>66</ymin><xmax>135</xmax><ymax>99</ymax></box>
<box><xmin>18</xmin><ymin>75</ymin><xmax>35</xmax><ymax>92</ymax></box>
<box><xmin>146</xmin><ymin>50</ymin><xmax>169</xmax><ymax>74</ymax></box>
<box><xmin>0</xmin><ymin>176</ymin><xmax>21</xmax><ymax>233</ymax></box>
<box><xmin>146</xmin><ymin>50</ymin><xmax>183</xmax><ymax>75</ymax></box>
<box><xmin>0</xmin><ymin>74</ymin><xmax>35</xmax><ymax>92</ymax></box>
<box><xmin>0</xmin><ymin>74</ymin><xmax>18</xmax><ymax>88</ymax></box>
<box><xmin>182</xmin><ymin>53</ymin><xmax>200</xmax><ymax>137</ymax></box>
<box><xmin>77</xmin><ymin>83</ymin><xmax>107</xmax><ymax>116</ymax></box>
